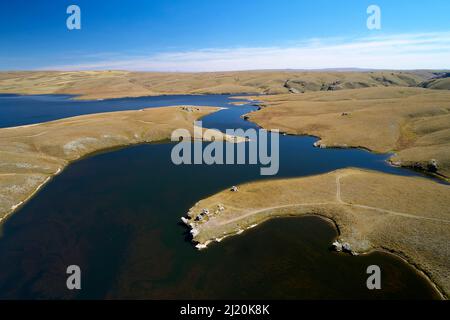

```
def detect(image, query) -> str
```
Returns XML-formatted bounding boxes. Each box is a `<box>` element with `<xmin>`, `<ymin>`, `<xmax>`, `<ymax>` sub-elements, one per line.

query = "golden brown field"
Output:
<box><xmin>0</xmin><ymin>70</ymin><xmax>446</xmax><ymax>100</ymax></box>
<box><xmin>186</xmin><ymin>168</ymin><xmax>450</xmax><ymax>298</ymax></box>
<box><xmin>246</xmin><ymin>87</ymin><xmax>450</xmax><ymax>180</ymax></box>
<box><xmin>0</xmin><ymin>106</ymin><xmax>243</xmax><ymax>224</ymax></box>
<box><xmin>1</xmin><ymin>70</ymin><xmax>449</xmax><ymax>298</ymax></box>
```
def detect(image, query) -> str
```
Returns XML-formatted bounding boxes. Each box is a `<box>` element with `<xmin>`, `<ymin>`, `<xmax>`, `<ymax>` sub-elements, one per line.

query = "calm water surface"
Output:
<box><xmin>0</xmin><ymin>94</ymin><xmax>440</xmax><ymax>299</ymax></box>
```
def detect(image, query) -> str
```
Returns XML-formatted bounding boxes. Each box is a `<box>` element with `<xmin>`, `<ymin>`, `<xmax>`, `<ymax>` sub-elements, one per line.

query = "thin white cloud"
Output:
<box><xmin>42</xmin><ymin>32</ymin><xmax>450</xmax><ymax>71</ymax></box>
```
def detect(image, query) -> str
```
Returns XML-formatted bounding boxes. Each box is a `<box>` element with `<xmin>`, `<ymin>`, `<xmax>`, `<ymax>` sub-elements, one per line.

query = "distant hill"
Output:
<box><xmin>418</xmin><ymin>72</ymin><xmax>450</xmax><ymax>90</ymax></box>
<box><xmin>0</xmin><ymin>70</ymin><xmax>447</xmax><ymax>100</ymax></box>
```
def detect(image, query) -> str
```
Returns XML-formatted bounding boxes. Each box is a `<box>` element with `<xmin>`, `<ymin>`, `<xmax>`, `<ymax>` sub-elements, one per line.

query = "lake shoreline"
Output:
<box><xmin>185</xmin><ymin>169</ymin><xmax>450</xmax><ymax>298</ymax></box>
<box><xmin>0</xmin><ymin>106</ymin><xmax>244</xmax><ymax>225</ymax></box>
<box><xmin>185</xmin><ymin>213</ymin><xmax>446</xmax><ymax>299</ymax></box>
<box><xmin>1</xmin><ymin>93</ymin><xmax>447</xmax><ymax>299</ymax></box>
<box><xmin>243</xmin><ymin>88</ymin><xmax>450</xmax><ymax>181</ymax></box>
<box><xmin>240</xmin><ymin>98</ymin><xmax>450</xmax><ymax>184</ymax></box>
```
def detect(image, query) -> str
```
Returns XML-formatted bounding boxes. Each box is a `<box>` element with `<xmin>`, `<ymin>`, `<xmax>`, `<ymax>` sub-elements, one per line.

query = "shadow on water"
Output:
<box><xmin>0</xmin><ymin>94</ymin><xmax>442</xmax><ymax>299</ymax></box>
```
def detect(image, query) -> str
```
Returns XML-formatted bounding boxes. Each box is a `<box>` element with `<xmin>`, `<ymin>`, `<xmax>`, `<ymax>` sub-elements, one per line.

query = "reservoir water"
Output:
<box><xmin>0</xmin><ymin>94</ymin><xmax>441</xmax><ymax>299</ymax></box>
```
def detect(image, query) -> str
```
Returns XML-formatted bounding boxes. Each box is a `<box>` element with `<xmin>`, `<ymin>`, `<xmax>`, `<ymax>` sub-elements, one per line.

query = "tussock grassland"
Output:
<box><xmin>2</xmin><ymin>70</ymin><xmax>449</xmax><ymax>297</ymax></box>
<box><xmin>0</xmin><ymin>70</ymin><xmax>444</xmax><ymax>100</ymax></box>
<box><xmin>246</xmin><ymin>87</ymin><xmax>450</xmax><ymax>179</ymax></box>
<box><xmin>187</xmin><ymin>168</ymin><xmax>450</xmax><ymax>298</ymax></box>
<box><xmin>0</xmin><ymin>106</ymin><xmax>239</xmax><ymax>224</ymax></box>
<box><xmin>419</xmin><ymin>72</ymin><xmax>450</xmax><ymax>90</ymax></box>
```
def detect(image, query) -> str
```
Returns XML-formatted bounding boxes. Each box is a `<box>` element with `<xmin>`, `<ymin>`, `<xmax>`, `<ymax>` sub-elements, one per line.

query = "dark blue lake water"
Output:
<box><xmin>0</xmin><ymin>93</ymin><xmax>246</xmax><ymax>128</ymax></box>
<box><xmin>0</xmin><ymin>94</ymin><xmax>440</xmax><ymax>299</ymax></box>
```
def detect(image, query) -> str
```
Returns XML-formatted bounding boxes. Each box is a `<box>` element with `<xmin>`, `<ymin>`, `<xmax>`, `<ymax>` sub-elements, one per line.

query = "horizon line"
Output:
<box><xmin>1</xmin><ymin>68</ymin><xmax>450</xmax><ymax>73</ymax></box>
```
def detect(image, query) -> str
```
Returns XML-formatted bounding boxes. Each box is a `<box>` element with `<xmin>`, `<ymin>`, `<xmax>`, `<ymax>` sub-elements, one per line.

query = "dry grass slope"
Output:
<box><xmin>419</xmin><ymin>72</ymin><xmax>450</xmax><ymax>90</ymax></box>
<box><xmin>0</xmin><ymin>106</ymin><xmax>241</xmax><ymax>223</ymax></box>
<box><xmin>246</xmin><ymin>87</ymin><xmax>450</xmax><ymax>179</ymax></box>
<box><xmin>0</xmin><ymin>70</ymin><xmax>443</xmax><ymax>100</ymax></box>
<box><xmin>186</xmin><ymin>168</ymin><xmax>450</xmax><ymax>298</ymax></box>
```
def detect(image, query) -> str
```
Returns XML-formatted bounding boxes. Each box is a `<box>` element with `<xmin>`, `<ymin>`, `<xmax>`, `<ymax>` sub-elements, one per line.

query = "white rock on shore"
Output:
<box><xmin>332</xmin><ymin>240</ymin><xmax>343</xmax><ymax>252</ymax></box>
<box><xmin>342</xmin><ymin>242</ymin><xmax>352</xmax><ymax>252</ymax></box>
<box><xmin>195</xmin><ymin>243</ymin><xmax>208</xmax><ymax>250</ymax></box>
<box><xmin>190</xmin><ymin>228</ymin><xmax>199</xmax><ymax>237</ymax></box>
<box><xmin>181</xmin><ymin>217</ymin><xmax>190</xmax><ymax>225</ymax></box>
<box><xmin>195</xmin><ymin>240</ymin><xmax>212</xmax><ymax>250</ymax></box>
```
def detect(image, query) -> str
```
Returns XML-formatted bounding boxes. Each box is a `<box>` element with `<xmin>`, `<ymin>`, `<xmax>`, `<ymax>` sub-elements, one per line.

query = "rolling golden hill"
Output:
<box><xmin>0</xmin><ymin>70</ymin><xmax>444</xmax><ymax>100</ymax></box>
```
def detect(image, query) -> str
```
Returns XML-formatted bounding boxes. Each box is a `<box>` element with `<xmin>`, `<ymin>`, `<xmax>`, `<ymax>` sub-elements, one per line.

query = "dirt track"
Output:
<box><xmin>187</xmin><ymin>168</ymin><xmax>450</xmax><ymax>298</ymax></box>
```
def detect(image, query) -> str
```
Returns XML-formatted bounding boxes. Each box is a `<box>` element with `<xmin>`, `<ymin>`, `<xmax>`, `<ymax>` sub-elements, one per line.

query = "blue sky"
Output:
<box><xmin>1</xmin><ymin>0</ymin><xmax>449</xmax><ymax>71</ymax></box>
